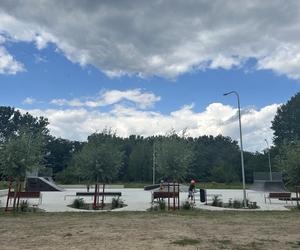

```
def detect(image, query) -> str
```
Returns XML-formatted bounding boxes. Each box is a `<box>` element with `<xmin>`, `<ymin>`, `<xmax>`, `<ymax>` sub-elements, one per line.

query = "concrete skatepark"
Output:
<box><xmin>0</xmin><ymin>186</ymin><xmax>296</xmax><ymax>212</ymax></box>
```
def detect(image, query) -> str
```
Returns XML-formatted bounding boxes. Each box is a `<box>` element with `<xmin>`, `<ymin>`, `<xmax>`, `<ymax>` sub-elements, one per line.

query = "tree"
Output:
<box><xmin>274</xmin><ymin>140</ymin><xmax>300</xmax><ymax>186</ymax></box>
<box><xmin>45</xmin><ymin>137</ymin><xmax>83</xmax><ymax>176</ymax></box>
<box><xmin>0</xmin><ymin>127</ymin><xmax>46</xmax><ymax>179</ymax></box>
<box><xmin>0</xmin><ymin>106</ymin><xmax>49</xmax><ymax>144</ymax></box>
<box><xmin>127</xmin><ymin>141</ymin><xmax>152</xmax><ymax>182</ymax></box>
<box><xmin>272</xmin><ymin>92</ymin><xmax>300</xmax><ymax>146</ymax></box>
<box><xmin>70</xmin><ymin>132</ymin><xmax>124</xmax><ymax>183</ymax></box>
<box><xmin>156</xmin><ymin>134</ymin><xmax>194</xmax><ymax>182</ymax></box>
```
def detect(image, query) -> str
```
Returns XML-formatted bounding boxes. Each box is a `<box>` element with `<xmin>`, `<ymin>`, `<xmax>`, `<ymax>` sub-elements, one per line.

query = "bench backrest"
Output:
<box><xmin>269</xmin><ymin>192</ymin><xmax>291</xmax><ymax>198</ymax></box>
<box><xmin>153</xmin><ymin>191</ymin><xmax>179</xmax><ymax>199</ymax></box>
<box><xmin>8</xmin><ymin>191</ymin><xmax>40</xmax><ymax>198</ymax></box>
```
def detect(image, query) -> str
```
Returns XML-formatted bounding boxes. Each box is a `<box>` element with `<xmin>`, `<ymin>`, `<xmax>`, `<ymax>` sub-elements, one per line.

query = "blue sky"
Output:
<box><xmin>1</xmin><ymin>42</ymin><xmax>299</xmax><ymax>112</ymax></box>
<box><xmin>1</xmin><ymin>1</ymin><xmax>300</xmax><ymax>151</ymax></box>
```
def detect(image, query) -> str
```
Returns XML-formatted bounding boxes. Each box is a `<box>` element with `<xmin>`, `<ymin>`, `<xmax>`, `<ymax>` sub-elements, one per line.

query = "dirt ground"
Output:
<box><xmin>0</xmin><ymin>210</ymin><xmax>300</xmax><ymax>250</ymax></box>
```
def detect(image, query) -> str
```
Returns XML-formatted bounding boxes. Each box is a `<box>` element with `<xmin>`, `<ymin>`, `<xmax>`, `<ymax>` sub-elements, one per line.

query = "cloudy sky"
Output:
<box><xmin>1</xmin><ymin>0</ymin><xmax>300</xmax><ymax>151</ymax></box>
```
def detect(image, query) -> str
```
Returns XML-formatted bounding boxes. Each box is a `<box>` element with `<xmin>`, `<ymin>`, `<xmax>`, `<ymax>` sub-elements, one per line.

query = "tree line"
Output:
<box><xmin>0</xmin><ymin>92</ymin><xmax>300</xmax><ymax>186</ymax></box>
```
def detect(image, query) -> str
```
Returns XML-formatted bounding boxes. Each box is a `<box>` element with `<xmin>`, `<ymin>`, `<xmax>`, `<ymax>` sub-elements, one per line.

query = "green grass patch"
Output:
<box><xmin>172</xmin><ymin>238</ymin><xmax>201</xmax><ymax>246</ymax></box>
<box><xmin>0</xmin><ymin>181</ymin><xmax>8</xmax><ymax>189</ymax></box>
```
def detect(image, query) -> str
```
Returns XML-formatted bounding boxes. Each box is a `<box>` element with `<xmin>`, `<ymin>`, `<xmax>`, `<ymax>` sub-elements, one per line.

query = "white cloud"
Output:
<box><xmin>22</xmin><ymin>97</ymin><xmax>36</xmax><ymax>105</ymax></box>
<box><xmin>0</xmin><ymin>46</ymin><xmax>24</xmax><ymax>74</ymax></box>
<box><xmin>21</xmin><ymin>102</ymin><xmax>280</xmax><ymax>152</ymax></box>
<box><xmin>50</xmin><ymin>89</ymin><xmax>161</xmax><ymax>109</ymax></box>
<box><xmin>0</xmin><ymin>1</ymin><xmax>300</xmax><ymax>78</ymax></box>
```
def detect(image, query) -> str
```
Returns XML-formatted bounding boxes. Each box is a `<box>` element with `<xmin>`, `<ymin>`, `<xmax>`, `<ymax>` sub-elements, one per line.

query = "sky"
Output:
<box><xmin>0</xmin><ymin>0</ymin><xmax>300</xmax><ymax>152</ymax></box>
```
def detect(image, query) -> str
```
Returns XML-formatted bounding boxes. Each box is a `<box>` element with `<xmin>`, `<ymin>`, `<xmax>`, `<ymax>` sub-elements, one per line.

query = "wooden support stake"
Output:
<box><xmin>5</xmin><ymin>179</ymin><xmax>13</xmax><ymax>212</ymax></box>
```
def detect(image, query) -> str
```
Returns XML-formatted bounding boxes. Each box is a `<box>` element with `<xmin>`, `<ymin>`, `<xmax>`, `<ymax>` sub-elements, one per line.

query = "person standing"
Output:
<box><xmin>188</xmin><ymin>179</ymin><xmax>196</xmax><ymax>202</ymax></box>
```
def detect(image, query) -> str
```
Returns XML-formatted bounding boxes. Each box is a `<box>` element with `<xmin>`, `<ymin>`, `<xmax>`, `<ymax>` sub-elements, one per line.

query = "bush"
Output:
<box><xmin>181</xmin><ymin>201</ymin><xmax>193</xmax><ymax>210</ymax></box>
<box><xmin>158</xmin><ymin>200</ymin><xmax>166</xmax><ymax>211</ymax></box>
<box><xmin>211</xmin><ymin>195</ymin><xmax>222</xmax><ymax>207</ymax></box>
<box><xmin>111</xmin><ymin>197</ymin><xmax>124</xmax><ymax>209</ymax></box>
<box><xmin>20</xmin><ymin>200</ymin><xmax>29</xmax><ymax>212</ymax></box>
<box><xmin>149</xmin><ymin>200</ymin><xmax>166</xmax><ymax>211</ymax></box>
<box><xmin>72</xmin><ymin>198</ymin><xmax>85</xmax><ymax>209</ymax></box>
<box><xmin>233</xmin><ymin>199</ymin><xmax>243</xmax><ymax>209</ymax></box>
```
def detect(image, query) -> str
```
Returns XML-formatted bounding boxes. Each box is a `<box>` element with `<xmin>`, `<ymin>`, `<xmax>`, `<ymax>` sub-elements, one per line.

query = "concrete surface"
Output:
<box><xmin>0</xmin><ymin>188</ymin><xmax>296</xmax><ymax>212</ymax></box>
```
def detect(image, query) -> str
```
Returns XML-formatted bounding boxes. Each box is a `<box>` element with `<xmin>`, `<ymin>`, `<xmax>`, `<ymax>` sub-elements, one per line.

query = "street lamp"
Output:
<box><xmin>223</xmin><ymin>91</ymin><xmax>247</xmax><ymax>208</ymax></box>
<box><xmin>153</xmin><ymin>141</ymin><xmax>156</xmax><ymax>185</ymax></box>
<box><xmin>264</xmin><ymin>139</ymin><xmax>273</xmax><ymax>181</ymax></box>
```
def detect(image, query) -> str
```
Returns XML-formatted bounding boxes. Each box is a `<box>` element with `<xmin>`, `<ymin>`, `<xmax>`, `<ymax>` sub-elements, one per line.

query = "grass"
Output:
<box><xmin>172</xmin><ymin>238</ymin><xmax>201</xmax><ymax>246</ymax></box>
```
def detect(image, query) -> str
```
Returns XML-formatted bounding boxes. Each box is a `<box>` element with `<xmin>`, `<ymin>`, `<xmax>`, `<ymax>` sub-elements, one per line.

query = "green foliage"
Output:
<box><xmin>127</xmin><ymin>141</ymin><xmax>152</xmax><ymax>182</ymax></box>
<box><xmin>72</xmin><ymin>198</ymin><xmax>85</xmax><ymax>209</ymax></box>
<box><xmin>272</xmin><ymin>92</ymin><xmax>300</xmax><ymax>146</ymax></box>
<box><xmin>211</xmin><ymin>163</ymin><xmax>239</xmax><ymax>183</ymax></box>
<box><xmin>181</xmin><ymin>201</ymin><xmax>193</xmax><ymax>210</ymax></box>
<box><xmin>20</xmin><ymin>200</ymin><xmax>29</xmax><ymax>212</ymax></box>
<box><xmin>0</xmin><ymin>106</ymin><xmax>275</xmax><ymax>184</ymax></box>
<box><xmin>274</xmin><ymin>140</ymin><xmax>300</xmax><ymax>186</ymax></box>
<box><xmin>156</xmin><ymin>132</ymin><xmax>195</xmax><ymax>182</ymax></box>
<box><xmin>211</xmin><ymin>195</ymin><xmax>223</xmax><ymax>207</ymax></box>
<box><xmin>232</xmin><ymin>199</ymin><xmax>243</xmax><ymax>209</ymax></box>
<box><xmin>158</xmin><ymin>200</ymin><xmax>166</xmax><ymax>211</ymax></box>
<box><xmin>0</xmin><ymin>127</ymin><xmax>46</xmax><ymax>178</ymax></box>
<box><xmin>0</xmin><ymin>106</ymin><xmax>49</xmax><ymax>144</ymax></box>
<box><xmin>70</xmin><ymin>131</ymin><xmax>124</xmax><ymax>183</ymax></box>
<box><xmin>111</xmin><ymin>197</ymin><xmax>124</xmax><ymax>209</ymax></box>
<box><xmin>45</xmin><ymin>137</ymin><xmax>83</xmax><ymax>175</ymax></box>
<box><xmin>150</xmin><ymin>200</ymin><xmax>166</xmax><ymax>211</ymax></box>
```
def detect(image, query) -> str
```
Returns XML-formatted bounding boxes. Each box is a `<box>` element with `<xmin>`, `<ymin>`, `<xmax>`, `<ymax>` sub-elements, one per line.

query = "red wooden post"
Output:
<box><xmin>173</xmin><ymin>182</ymin><xmax>175</xmax><ymax>211</ymax></box>
<box><xmin>93</xmin><ymin>183</ymin><xmax>98</xmax><ymax>209</ymax></box>
<box><xmin>5</xmin><ymin>178</ymin><xmax>13</xmax><ymax>212</ymax></box>
<box><xmin>16</xmin><ymin>182</ymin><xmax>22</xmax><ymax>211</ymax></box>
<box><xmin>101</xmin><ymin>183</ymin><xmax>105</xmax><ymax>209</ymax></box>
<box><xmin>167</xmin><ymin>183</ymin><xmax>170</xmax><ymax>210</ymax></box>
<box><xmin>177</xmin><ymin>183</ymin><xmax>180</xmax><ymax>210</ymax></box>
<box><xmin>296</xmin><ymin>186</ymin><xmax>300</xmax><ymax>208</ymax></box>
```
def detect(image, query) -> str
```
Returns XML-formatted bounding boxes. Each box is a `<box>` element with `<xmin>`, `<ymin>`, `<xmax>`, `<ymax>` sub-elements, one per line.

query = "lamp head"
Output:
<box><xmin>223</xmin><ymin>91</ymin><xmax>234</xmax><ymax>96</ymax></box>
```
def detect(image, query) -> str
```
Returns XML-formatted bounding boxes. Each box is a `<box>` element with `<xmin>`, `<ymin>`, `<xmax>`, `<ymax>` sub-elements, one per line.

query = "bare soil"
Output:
<box><xmin>0</xmin><ymin>210</ymin><xmax>300</xmax><ymax>250</ymax></box>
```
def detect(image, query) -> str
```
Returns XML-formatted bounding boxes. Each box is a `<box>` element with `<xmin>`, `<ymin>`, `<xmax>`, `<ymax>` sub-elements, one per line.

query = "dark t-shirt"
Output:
<box><xmin>189</xmin><ymin>183</ymin><xmax>195</xmax><ymax>192</ymax></box>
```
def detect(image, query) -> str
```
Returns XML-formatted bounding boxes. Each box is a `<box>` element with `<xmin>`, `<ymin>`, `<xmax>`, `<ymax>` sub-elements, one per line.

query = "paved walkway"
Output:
<box><xmin>0</xmin><ymin>188</ymin><xmax>295</xmax><ymax>212</ymax></box>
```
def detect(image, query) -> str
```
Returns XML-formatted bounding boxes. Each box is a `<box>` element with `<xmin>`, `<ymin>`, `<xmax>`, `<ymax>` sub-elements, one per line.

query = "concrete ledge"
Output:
<box><xmin>59</xmin><ymin>184</ymin><xmax>124</xmax><ymax>189</ymax></box>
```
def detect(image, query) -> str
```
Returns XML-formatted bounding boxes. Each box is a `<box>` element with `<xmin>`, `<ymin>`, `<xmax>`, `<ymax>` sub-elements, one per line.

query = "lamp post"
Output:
<box><xmin>223</xmin><ymin>91</ymin><xmax>247</xmax><ymax>208</ymax></box>
<box><xmin>264</xmin><ymin>139</ymin><xmax>273</xmax><ymax>181</ymax></box>
<box><xmin>152</xmin><ymin>141</ymin><xmax>156</xmax><ymax>185</ymax></box>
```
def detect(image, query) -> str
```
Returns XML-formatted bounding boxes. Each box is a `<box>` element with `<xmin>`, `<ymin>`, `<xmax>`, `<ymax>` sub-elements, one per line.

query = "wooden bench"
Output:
<box><xmin>264</xmin><ymin>192</ymin><xmax>292</xmax><ymax>204</ymax></box>
<box><xmin>65</xmin><ymin>192</ymin><xmax>122</xmax><ymax>201</ymax></box>
<box><xmin>7</xmin><ymin>191</ymin><xmax>42</xmax><ymax>205</ymax></box>
<box><xmin>76</xmin><ymin>192</ymin><xmax>121</xmax><ymax>197</ymax></box>
<box><xmin>153</xmin><ymin>191</ymin><xmax>179</xmax><ymax>199</ymax></box>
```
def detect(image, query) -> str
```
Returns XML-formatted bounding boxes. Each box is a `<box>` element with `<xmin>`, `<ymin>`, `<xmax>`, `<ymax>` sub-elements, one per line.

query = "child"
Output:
<box><xmin>188</xmin><ymin>179</ymin><xmax>196</xmax><ymax>201</ymax></box>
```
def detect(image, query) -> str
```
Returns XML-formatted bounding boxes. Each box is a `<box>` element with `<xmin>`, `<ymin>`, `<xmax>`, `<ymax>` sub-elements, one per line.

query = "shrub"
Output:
<box><xmin>150</xmin><ymin>204</ymin><xmax>159</xmax><ymax>211</ymax></box>
<box><xmin>72</xmin><ymin>198</ymin><xmax>85</xmax><ymax>209</ymax></box>
<box><xmin>228</xmin><ymin>198</ymin><xmax>233</xmax><ymax>208</ymax></box>
<box><xmin>158</xmin><ymin>200</ymin><xmax>166</xmax><ymax>211</ymax></box>
<box><xmin>181</xmin><ymin>201</ymin><xmax>193</xmax><ymax>210</ymax></box>
<box><xmin>232</xmin><ymin>199</ymin><xmax>243</xmax><ymax>209</ymax></box>
<box><xmin>20</xmin><ymin>200</ymin><xmax>29</xmax><ymax>212</ymax></box>
<box><xmin>212</xmin><ymin>195</ymin><xmax>222</xmax><ymax>207</ymax></box>
<box><xmin>248</xmin><ymin>201</ymin><xmax>259</xmax><ymax>209</ymax></box>
<box><xmin>112</xmin><ymin>197</ymin><xmax>124</xmax><ymax>209</ymax></box>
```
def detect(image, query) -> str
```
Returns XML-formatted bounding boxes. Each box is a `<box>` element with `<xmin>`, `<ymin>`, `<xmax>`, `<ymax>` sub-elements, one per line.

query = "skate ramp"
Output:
<box><xmin>250</xmin><ymin>180</ymin><xmax>288</xmax><ymax>192</ymax></box>
<box><xmin>25</xmin><ymin>177</ymin><xmax>63</xmax><ymax>192</ymax></box>
<box><xmin>250</xmin><ymin>172</ymin><xmax>288</xmax><ymax>192</ymax></box>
